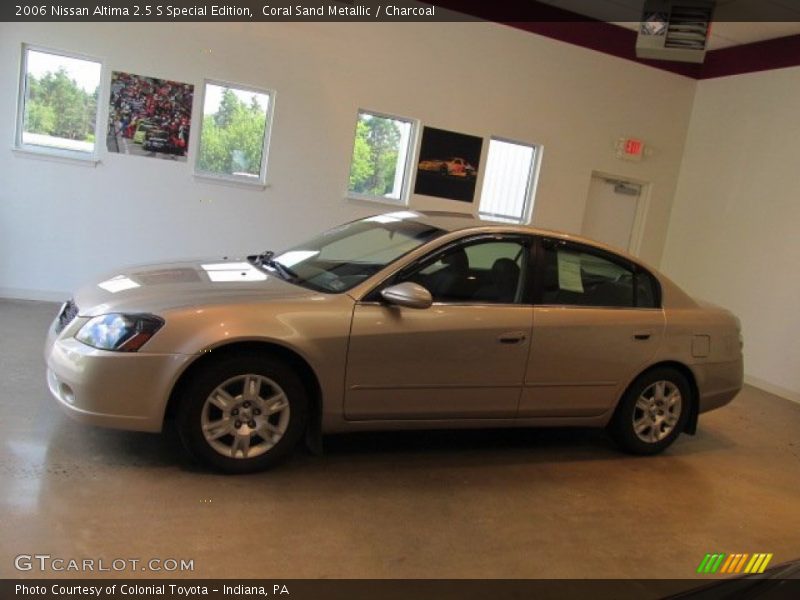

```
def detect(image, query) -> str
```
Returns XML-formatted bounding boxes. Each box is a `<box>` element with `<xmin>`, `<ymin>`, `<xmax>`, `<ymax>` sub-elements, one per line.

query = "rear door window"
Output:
<box><xmin>540</xmin><ymin>239</ymin><xmax>659</xmax><ymax>308</ymax></box>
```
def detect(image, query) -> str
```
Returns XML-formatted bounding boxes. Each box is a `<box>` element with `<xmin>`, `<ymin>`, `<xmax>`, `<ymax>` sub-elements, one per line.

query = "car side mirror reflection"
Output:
<box><xmin>380</xmin><ymin>282</ymin><xmax>433</xmax><ymax>309</ymax></box>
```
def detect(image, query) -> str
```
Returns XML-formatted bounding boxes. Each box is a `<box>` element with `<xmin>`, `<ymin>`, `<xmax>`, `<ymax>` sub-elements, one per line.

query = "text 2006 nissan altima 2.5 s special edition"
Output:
<box><xmin>45</xmin><ymin>211</ymin><xmax>743</xmax><ymax>473</ymax></box>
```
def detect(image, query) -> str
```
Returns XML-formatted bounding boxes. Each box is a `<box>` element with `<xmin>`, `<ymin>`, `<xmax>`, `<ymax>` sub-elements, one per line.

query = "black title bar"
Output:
<box><xmin>4</xmin><ymin>0</ymin><xmax>800</xmax><ymax>22</ymax></box>
<box><xmin>5</xmin><ymin>579</ymin><xmax>800</xmax><ymax>600</ymax></box>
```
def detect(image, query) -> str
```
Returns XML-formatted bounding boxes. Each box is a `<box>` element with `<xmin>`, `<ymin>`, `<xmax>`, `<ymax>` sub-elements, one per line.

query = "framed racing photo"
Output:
<box><xmin>414</xmin><ymin>126</ymin><xmax>483</xmax><ymax>202</ymax></box>
<box><xmin>106</xmin><ymin>71</ymin><xmax>194</xmax><ymax>161</ymax></box>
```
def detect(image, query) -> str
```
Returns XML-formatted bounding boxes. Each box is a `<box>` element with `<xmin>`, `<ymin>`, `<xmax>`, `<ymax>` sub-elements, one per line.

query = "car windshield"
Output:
<box><xmin>260</xmin><ymin>213</ymin><xmax>445</xmax><ymax>293</ymax></box>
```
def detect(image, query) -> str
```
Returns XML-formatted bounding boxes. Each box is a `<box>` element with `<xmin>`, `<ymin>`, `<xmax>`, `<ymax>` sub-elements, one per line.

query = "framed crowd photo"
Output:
<box><xmin>414</xmin><ymin>126</ymin><xmax>483</xmax><ymax>202</ymax></box>
<box><xmin>107</xmin><ymin>71</ymin><xmax>193</xmax><ymax>161</ymax></box>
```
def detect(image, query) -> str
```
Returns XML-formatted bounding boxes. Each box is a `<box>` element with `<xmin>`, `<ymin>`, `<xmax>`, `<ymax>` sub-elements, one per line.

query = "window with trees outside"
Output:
<box><xmin>196</xmin><ymin>81</ymin><xmax>274</xmax><ymax>185</ymax></box>
<box><xmin>478</xmin><ymin>138</ymin><xmax>540</xmax><ymax>224</ymax></box>
<box><xmin>348</xmin><ymin>110</ymin><xmax>416</xmax><ymax>204</ymax></box>
<box><xmin>16</xmin><ymin>45</ymin><xmax>102</xmax><ymax>158</ymax></box>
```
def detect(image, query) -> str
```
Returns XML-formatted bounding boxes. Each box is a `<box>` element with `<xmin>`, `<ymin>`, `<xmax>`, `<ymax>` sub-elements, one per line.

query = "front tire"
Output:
<box><xmin>177</xmin><ymin>354</ymin><xmax>307</xmax><ymax>473</ymax></box>
<box><xmin>609</xmin><ymin>368</ymin><xmax>690</xmax><ymax>455</ymax></box>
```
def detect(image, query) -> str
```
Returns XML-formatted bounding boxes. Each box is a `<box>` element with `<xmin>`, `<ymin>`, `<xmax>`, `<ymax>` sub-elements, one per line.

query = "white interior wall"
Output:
<box><xmin>661</xmin><ymin>67</ymin><xmax>800</xmax><ymax>401</ymax></box>
<box><xmin>0</xmin><ymin>22</ymin><xmax>696</xmax><ymax>299</ymax></box>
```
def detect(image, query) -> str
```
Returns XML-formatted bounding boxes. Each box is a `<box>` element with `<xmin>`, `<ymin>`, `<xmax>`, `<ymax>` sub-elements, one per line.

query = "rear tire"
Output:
<box><xmin>177</xmin><ymin>354</ymin><xmax>307</xmax><ymax>473</ymax></box>
<box><xmin>609</xmin><ymin>367</ymin><xmax>690</xmax><ymax>455</ymax></box>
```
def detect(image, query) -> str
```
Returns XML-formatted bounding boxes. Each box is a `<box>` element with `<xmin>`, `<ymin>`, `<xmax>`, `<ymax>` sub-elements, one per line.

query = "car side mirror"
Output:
<box><xmin>380</xmin><ymin>282</ymin><xmax>433</xmax><ymax>309</ymax></box>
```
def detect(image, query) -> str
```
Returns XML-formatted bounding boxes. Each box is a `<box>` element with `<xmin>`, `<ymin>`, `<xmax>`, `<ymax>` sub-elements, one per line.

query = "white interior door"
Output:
<box><xmin>581</xmin><ymin>175</ymin><xmax>641</xmax><ymax>252</ymax></box>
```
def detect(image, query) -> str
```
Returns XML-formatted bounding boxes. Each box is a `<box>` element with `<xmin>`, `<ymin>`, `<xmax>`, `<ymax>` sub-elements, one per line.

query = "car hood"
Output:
<box><xmin>72</xmin><ymin>258</ymin><xmax>317</xmax><ymax>317</ymax></box>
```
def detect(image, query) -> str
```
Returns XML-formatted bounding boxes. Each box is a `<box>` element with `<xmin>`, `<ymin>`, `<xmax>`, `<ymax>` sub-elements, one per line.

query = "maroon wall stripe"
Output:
<box><xmin>507</xmin><ymin>21</ymin><xmax>702</xmax><ymax>79</ymax></box>
<box><xmin>700</xmin><ymin>34</ymin><xmax>800</xmax><ymax>79</ymax></box>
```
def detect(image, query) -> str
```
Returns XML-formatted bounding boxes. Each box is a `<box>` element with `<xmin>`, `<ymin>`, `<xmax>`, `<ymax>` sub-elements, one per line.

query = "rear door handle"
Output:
<box><xmin>633</xmin><ymin>331</ymin><xmax>652</xmax><ymax>341</ymax></box>
<box><xmin>498</xmin><ymin>331</ymin><xmax>527</xmax><ymax>344</ymax></box>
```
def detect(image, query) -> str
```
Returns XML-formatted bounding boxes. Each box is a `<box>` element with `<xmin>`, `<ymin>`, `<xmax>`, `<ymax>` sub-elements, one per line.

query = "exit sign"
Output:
<box><xmin>616</xmin><ymin>137</ymin><xmax>646</xmax><ymax>161</ymax></box>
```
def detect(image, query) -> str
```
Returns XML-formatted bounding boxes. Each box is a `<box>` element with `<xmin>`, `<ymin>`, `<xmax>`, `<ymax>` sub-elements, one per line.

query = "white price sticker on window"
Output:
<box><xmin>557</xmin><ymin>251</ymin><xmax>584</xmax><ymax>293</ymax></box>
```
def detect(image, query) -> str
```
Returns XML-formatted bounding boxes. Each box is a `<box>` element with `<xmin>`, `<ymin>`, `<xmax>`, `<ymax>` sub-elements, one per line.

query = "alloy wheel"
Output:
<box><xmin>200</xmin><ymin>374</ymin><xmax>291</xmax><ymax>459</ymax></box>
<box><xmin>632</xmin><ymin>380</ymin><xmax>682</xmax><ymax>444</ymax></box>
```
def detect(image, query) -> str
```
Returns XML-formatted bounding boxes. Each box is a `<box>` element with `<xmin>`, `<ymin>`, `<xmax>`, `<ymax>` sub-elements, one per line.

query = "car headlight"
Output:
<box><xmin>75</xmin><ymin>314</ymin><xmax>164</xmax><ymax>352</ymax></box>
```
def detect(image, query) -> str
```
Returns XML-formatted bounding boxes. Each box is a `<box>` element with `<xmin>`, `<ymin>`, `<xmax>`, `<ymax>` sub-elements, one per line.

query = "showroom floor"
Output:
<box><xmin>1</xmin><ymin>298</ymin><xmax>799</xmax><ymax>579</ymax></box>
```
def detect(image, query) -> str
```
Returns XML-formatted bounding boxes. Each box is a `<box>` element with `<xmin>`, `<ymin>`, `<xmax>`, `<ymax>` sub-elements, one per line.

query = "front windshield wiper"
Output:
<box><xmin>253</xmin><ymin>250</ymin><xmax>274</xmax><ymax>265</ymax></box>
<box><xmin>249</xmin><ymin>250</ymin><xmax>297</xmax><ymax>281</ymax></box>
<box><xmin>265</xmin><ymin>258</ymin><xmax>297</xmax><ymax>281</ymax></box>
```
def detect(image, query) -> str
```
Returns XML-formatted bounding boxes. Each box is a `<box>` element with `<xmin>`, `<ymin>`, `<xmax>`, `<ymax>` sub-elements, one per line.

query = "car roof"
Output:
<box><xmin>410</xmin><ymin>210</ymin><xmax>580</xmax><ymax>241</ymax></box>
<box><xmin>384</xmin><ymin>210</ymin><xmax>652</xmax><ymax>270</ymax></box>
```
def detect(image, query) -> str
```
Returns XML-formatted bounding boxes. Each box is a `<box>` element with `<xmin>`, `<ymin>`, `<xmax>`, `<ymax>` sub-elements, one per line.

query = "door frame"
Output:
<box><xmin>585</xmin><ymin>170</ymin><xmax>651</xmax><ymax>257</ymax></box>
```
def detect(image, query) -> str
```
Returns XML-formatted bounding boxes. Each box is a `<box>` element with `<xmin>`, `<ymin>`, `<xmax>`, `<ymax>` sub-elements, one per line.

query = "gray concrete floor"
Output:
<box><xmin>1</xmin><ymin>298</ymin><xmax>799</xmax><ymax>579</ymax></box>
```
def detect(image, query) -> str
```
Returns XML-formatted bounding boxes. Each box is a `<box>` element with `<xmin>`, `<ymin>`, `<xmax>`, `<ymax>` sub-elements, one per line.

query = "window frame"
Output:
<box><xmin>14</xmin><ymin>43</ymin><xmax>105</xmax><ymax>164</ymax></box>
<box><xmin>193</xmin><ymin>78</ymin><xmax>276</xmax><ymax>188</ymax></box>
<box><xmin>477</xmin><ymin>135</ymin><xmax>543</xmax><ymax>225</ymax></box>
<box><xmin>346</xmin><ymin>108</ymin><xmax>419</xmax><ymax>207</ymax></box>
<box><xmin>633</xmin><ymin>265</ymin><xmax>661</xmax><ymax>310</ymax></box>
<box><xmin>532</xmin><ymin>237</ymin><xmax>662</xmax><ymax>309</ymax></box>
<box><xmin>365</xmin><ymin>233</ymin><xmax>538</xmax><ymax>306</ymax></box>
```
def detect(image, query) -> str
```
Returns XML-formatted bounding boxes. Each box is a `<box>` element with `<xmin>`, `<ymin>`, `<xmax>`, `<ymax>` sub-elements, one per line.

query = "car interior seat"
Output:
<box><xmin>475</xmin><ymin>258</ymin><xmax>520</xmax><ymax>303</ymax></box>
<box><xmin>586</xmin><ymin>280</ymin><xmax>632</xmax><ymax>307</ymax></box>
<box><xmin>428</xmin><ymin>248</ymin><xmax>469</xmax><ymax>300</ymax></box>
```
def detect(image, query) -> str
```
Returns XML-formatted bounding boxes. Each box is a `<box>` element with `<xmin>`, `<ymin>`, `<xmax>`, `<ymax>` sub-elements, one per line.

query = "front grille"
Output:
<box><xmin>55</xmin><ymin>299</ymin><xmax>78</xmax><ymax>334</ymax></box>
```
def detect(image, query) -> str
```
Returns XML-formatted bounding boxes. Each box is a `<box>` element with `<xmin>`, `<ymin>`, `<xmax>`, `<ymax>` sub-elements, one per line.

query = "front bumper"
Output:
<box><xmin>45</xmin><ymin>319</ymin><xmax>191</xmax><ymax>433</ymax></box>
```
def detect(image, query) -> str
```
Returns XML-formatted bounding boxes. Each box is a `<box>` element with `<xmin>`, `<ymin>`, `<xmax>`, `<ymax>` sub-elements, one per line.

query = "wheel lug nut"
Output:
<box><xmin>231</xmin><ymin>409</ymin><xmax>239</xmax><ymax>416</ymax></box>
<box><xmin>243</xmin><ymin>401</ymin><xmax>251</xmax><ymax>408</ymax></box>
<box><xmin>254</xmin><ymin>409</ymin><xmax>261</xmax><ymax>415</ymax></box>
<box><xmin>234</xmin><ymin>420</ymin><xmax>242</xmax><ymax>428</ymax></box>
<box><xmin>248</xmin><ymin>420</ymin><xmax>256</xmax><ymax>428</ymax></box>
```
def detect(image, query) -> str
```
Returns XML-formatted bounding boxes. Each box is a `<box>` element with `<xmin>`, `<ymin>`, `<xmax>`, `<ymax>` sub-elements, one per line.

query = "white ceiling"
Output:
<box><xmin>540</xmin><ymin>0</ymin><xmax>800</xmax><ymax>50</ymax></box>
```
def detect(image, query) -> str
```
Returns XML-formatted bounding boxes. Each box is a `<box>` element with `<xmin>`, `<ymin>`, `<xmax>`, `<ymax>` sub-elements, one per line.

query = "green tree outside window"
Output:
<box><xmin>348</xmin><ymin>112</ymin><xmax>411</xmax><ymax>200</ymax></box>
<box><xmin>197</xmin><ymin>85</ymin><xmax>271</xmax><ymax>179</ymax></box>
<box><xmin>24</xmin><ymin>68</ymin><xmax>98</xmax><ymax>143</ymax></box>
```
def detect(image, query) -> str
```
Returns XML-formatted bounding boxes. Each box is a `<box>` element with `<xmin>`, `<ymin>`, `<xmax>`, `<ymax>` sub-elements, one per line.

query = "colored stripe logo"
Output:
<box><xmin>697</xmin><ymin>553</ymin><xmax>773</xmax><ymax>574</ymax></box>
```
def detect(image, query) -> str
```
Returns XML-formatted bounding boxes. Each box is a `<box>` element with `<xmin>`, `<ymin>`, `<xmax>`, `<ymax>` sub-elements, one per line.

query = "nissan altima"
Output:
<box><xmin>45</xmin><ymin>211</ymin><xmax>743</xmax><ymax>473</ymax></box>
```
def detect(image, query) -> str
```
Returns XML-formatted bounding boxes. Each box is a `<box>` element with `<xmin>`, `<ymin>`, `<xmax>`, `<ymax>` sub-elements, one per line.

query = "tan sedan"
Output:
<box><xmin>45</xmin><ymin>211</ymin><xmax>743</xmax><ymax>472</ymax></box>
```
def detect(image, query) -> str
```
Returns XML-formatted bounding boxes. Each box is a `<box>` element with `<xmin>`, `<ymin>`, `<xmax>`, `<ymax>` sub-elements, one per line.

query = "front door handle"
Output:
<box><xmin>498</xmin><ymin>331</ymin><xmax>527</xmax><ymax>344</ymax></box>
<box><xmin>633</xmin><ymin>331</ymin><xmax>652</xmax><ymax>341</ymax></box>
